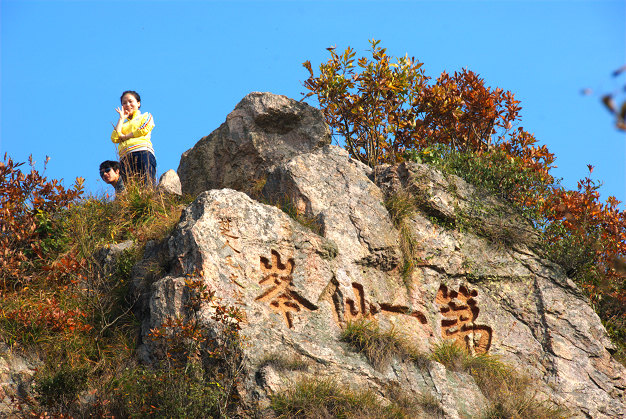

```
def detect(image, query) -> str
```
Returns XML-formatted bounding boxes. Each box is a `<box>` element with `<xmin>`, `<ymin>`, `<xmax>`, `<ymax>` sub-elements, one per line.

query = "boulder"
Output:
<box><xmin>132</xmin><ymin>95</ymin><xmax>625</xmax><ymax>418</ymax></box>
<box><xmin>376</xmin><ymin>162</ymin><xmax>626</xmax><ymax>418</ymax></box>
<box><xmin>157</xmin><ymin>169</ymin><xmax>182</xmax><ymax>196</ymax></box>
<box><xmin>177</xmin><ymin>92</ymin><xmax>331</xmax><ymax>197</ymax></box>
<box><xmin>0</xmin><ymin>344</ymin><xmax>40</xmax><ymax>416</ymax></box>
<box><xmin>134</xmin><ymin>189</ymin><xmax>481</xmax><ymax>418</ymax></box>
<box><xmin>94</xmin><ymin>240</ymin><xmax>134</xmax><ymax>278</ymax></box>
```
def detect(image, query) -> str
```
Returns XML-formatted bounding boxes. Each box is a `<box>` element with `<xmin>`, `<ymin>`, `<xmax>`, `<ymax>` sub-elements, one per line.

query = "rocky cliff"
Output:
<box><xmin>92</xmin><ymin>93</ymin><xmax>626</xmax><ymax>417</ymax></box>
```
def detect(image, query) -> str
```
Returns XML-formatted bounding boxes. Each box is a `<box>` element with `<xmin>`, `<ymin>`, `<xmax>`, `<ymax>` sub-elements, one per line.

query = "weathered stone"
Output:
<box><xmin>133</xmin><ymin>152</ymin><xmax>625</xmax><ymax>418</ymax></box>
<box><xmin>157</xmin><ymin>169</ymin><xmax>182</xmax><ymax>196</ymax></box>
<box><xmin>384</xmin><ymin>162</ymin><xmax>626</xmax><ymax>418</ymax></box>
<box><xmin>375</xmin><ymin>161</ymin><xmax>540</xmax><ymax>250</ymax></box>
<box><xmin>0</xmin><ymin>344</ymin><xmax>40</xmax><ymax>416</ymax></box>
<box><xmin>133</xmin><ymin>189</ymin><xmax>462</xmax><ymax>413</ymax></box>
<box><xmin>5</xmin><ymin>93</ymin><xmax>624</xmax><ymax>418</ymax></box>
<box><xmin>94</xmin><ymin>240</ymin><xmax>135</xmax><ymax>278</ymax></box>
<box><xmin>263</xmin><ymin>145</ymin><xmax>400</xmax><ymax>272</ymax></box>
<box><xmin>177</xmin><ymin>92</ymin><xmax>331</xmax><ymax>197</ymax></box>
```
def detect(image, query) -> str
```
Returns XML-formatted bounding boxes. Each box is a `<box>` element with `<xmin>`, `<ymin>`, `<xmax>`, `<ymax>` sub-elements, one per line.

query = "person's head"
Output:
<box><xmin>99</xmin><ymin>160</ymin><xmax>120</xmax><ymax>185</ymax></box>
<box><xmin>120</xmin><ymin>90</ymin><xmax>141</xmax><ymax>116</ymax></box>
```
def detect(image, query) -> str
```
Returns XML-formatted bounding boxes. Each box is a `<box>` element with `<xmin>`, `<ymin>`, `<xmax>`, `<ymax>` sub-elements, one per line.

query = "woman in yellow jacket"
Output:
<box><xmin>111</xmin><ymin>90</ymin><xmax>156</xmax><ymax>187</ymax></box>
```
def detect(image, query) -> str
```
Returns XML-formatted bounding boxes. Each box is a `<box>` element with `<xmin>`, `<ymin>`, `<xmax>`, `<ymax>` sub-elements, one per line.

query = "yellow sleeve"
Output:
<box><xmin>133</xmin><ymin>113</ymin><xmax>154</xmax><ymax>137</ymax></box>
<box><xmin>111</xmin><ymin>129</ymin><xmax>121</xmax><ymax>143</ymax></box>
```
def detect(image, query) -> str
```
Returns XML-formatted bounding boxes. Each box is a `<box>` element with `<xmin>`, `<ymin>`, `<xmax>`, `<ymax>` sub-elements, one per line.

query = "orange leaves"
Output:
<box><xmin>302</xmin><ymin>40</ymin><xmax>548</xmax><ymax>179</ymax></box>
<box><xmin>304</xmin><ymin>40</ymin><xmax>625</xmax><ymax>335</ymax></box>
<box><xmin>0</xmin><ymin>154</ymin><xmax>83</xmax><ymax>289</ymax></box>
<box><xmin>418</xmin><ymin>68</ymin><xmax>523</xmax><ymax>154</ymax></box>
<box><xmin>148</xmin><ymin>278</ymin><xmax>244</xmax><ymax>368</ymax></box>
<box><xmin>4</xmin><ymin>297</ymin><xmax>92</xmax><ymax>335</ymax></box>
<box><xmin>544</xmin><ymin>168</ymin><xmax>626</xmax><ymax>321</ymax></box>
<box><xmin>303</xmin><ymin>39</ymin><xmax>429</xmax><ymax>167</ymax></box>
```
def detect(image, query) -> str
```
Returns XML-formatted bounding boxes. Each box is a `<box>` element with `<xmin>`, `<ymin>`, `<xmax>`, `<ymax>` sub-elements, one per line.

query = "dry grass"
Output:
<box><xmin>1</xmin><ymin>183</ymin><xmax>197</xmax><ymax>416</ymax></box>
<box><xmin>271</xmin><ymin>376</ymin><xmax>446</xmax><ymax>419</ymax></box>
<box><xmin>431</xmin><ymin>341</ymin><xmax>568</xmax><ymax>419</ymax></box>
<box><xmin>270</xmin><ymin>377</ymin><xmax>406</xmax><ymax>419</ymax></box>
<box><xmin>384</xmin><ymin>190</ymin><xmax>421</xmax><ymax>283</ymax></box>
<box><xmin>340</xmin><ymin>319</ymin><xmax>430</xmax><ymax>371</ymax></box>
<box><xmin>258</xmin><ymin>352</ymin><xmax>310</xmax><ymax>372</ymax></box>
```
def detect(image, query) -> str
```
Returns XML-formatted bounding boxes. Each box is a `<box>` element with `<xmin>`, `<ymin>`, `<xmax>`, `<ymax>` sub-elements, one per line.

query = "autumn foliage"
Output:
<box><xmin>303</xmin><ymin>40</ymin><xmax>554</xmax><ymax>190</ymax></box>
<box><xmin>0</xmin><ymin>155</ymin><xmax>232</xmax><ymax>415</ymax></box>
<box><xmin>304</xmin><ymin>40</ymin><xmax>625</xmax><ymax>356</ymax></box>
<box><xmin>0</xmin><ymin>153</ymin><xmax>84</xmax><ymax>288</ymax></box>
<box><xmin>544</xmin><ymin>167</ymin><xmax>626</xmax><ymax>337</ymax></box>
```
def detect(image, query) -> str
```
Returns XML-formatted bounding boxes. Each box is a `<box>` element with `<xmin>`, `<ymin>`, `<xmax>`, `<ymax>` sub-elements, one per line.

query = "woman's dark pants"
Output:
<box><xmin>120</xmin><ymin>151</ymin><xmax>157</xmax><ymax>187</ymax></box>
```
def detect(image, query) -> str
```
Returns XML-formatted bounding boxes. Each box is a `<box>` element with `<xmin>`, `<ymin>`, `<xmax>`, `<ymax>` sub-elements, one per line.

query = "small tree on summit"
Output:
<box><xmin>303</xmin><ymin>40</ymin><xmax>429</xmax><ymax>167</ymax></box>
<box><xmin>302</xmin><ymin>39</ymin><xmax>555</xmax><ymax>186</ymax></box>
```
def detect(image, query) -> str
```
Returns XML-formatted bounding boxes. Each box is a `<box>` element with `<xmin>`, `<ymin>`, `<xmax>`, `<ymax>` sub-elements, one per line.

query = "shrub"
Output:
<box><xmin>305</xmin><ymin>41</ymin><xmax>625</xmax><ymax>360</ymax></box>
<box><xmin>258</xmin><ymin>352</ymin><xmax>309</xmax><ymax>372</ymax></box>
<box><xmin>0</xmin><ymin>155</ymin><xmax>194</xmax><ymax>415</ymax></box>
<box><xmin>303</xmin><ymin>39</ymin><xmax>555</xmax><ymax>187</ymax></box>
<box><xmin>0</xmin><ymin>154</ymin><xmax>84</xmax><ymax>289</ymax></box>
<box><xmin>304</xmin><ymin>39</ymin><xmax>429</xmax><ymax>168</ymax></box>
<box><xmin>109</xmin><ymin>278</ymin><xmax>245</xmax><ymax>418</ymax></box>
<box><xmin>108</xmin><ymin>363</ymin><xmax>225</xmax><ymax>419</ymax></box>
<box><xmin>34</xmin><ymin>364</ymin><xmax>89</xmax><ymax>414</ymax></box>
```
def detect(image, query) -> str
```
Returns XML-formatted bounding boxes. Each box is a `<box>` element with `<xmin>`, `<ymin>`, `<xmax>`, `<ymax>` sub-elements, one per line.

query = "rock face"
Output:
<box><xmin>132</xmin><ymin>94</ymin><xmax>625</xmax><ymax>418</ymax></box>
<box><xmin>177</xmin><ymin>92</ymin><xmax>331</xmax><ymax>197</ymax></box>
<box><xmin>0</xmin><ymin>344</ymin><xmax>40</xmax><ymax>413</ymax></box>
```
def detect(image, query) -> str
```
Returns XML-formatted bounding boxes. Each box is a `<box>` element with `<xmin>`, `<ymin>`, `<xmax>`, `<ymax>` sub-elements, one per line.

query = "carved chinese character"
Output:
<box><xmin>335</xmin><ymin>282</ymin><xmax>426</xmax><ymax>325</ymax></box>
<box><xmin>219</xmin><ymin>218</ymin><xmax>241</xmax><ymax>253</ymax></box>
<box><xmin>435</xmin><ymin>284</ymin><xmax>492</xmax><ymax>355</ymax></box>
<box><xmin>256</xmin><ymin>250</ymin><xmax>317</xmax><ymax>328</ymax></box>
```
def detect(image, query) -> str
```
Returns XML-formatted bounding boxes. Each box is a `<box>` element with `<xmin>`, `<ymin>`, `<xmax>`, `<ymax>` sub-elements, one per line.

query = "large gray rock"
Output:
<box><xmin>376</xmin><ymin>162</ymin><xmax>626</xmax><ymax>418</ymax></box>
<box><xmin>260</xmin><ymin>145</ymin><xmax>432</xmax><ymax>345</ymax></box>
<box><xmin>0</xmin><ymin>344</ymin><xmax>40</xmax><ymax>416</ymax></box>
<box><xmin>133</xmin><ymin>97</ymin><xmax>625</xmax><ymax>418</ymax></box>
<box><xmin>263</xmin><ymin>145</ymin><xmax>402</xmax><ymax>271</ymax></box>
<box><xmin>177</xmin><ymin>92</ymin><xmax>331</xmax><ymax>197</ymax></box>
<box><xmin>134</xmin><ymin>189</ymin><xmax>481</xmax><ymax>418</ymax></box>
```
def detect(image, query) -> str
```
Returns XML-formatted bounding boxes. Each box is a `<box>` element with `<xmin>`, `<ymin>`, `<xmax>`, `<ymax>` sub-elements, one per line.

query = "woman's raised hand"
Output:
<box><xmin>115</xmin><ymin>107</ymin><xmax>130</xmax><ymax>120</ymax></box>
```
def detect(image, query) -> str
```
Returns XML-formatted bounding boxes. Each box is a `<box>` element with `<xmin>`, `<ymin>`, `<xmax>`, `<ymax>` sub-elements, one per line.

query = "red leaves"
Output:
<box><xmin>5</xmin><ymin>297</ymin><xmax>92</xmax><ymax>334</ymax></box>
<box><xmin>302</xmin><ymin>40</ymin><xmax>549</xmax><ymax>180</ymax></box>
<box><xmin>148</xmin><ymin>278</ymin><xmax>243</xmax><ymax>367</ymax></box>
<box><xmin>0</xmin><ymin>154</ymin><xmax>84</xmax><ymax>289</ymax></box>
<box><xmin>544</xmin><ymin>167</ymin><xmax>626</xmax><ymax>319</ymax></box>
<box><xmin>304</xmin><ymin>40</ymin><xmax>625</xmax><ymax>328</ymax></box>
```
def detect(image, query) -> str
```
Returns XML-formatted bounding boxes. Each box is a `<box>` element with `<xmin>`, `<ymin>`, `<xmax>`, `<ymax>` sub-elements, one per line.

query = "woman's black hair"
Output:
<box><xmin>120</xmin><ymin>90</ymin><xmax>141</xmax><ymax>104</ymax></box>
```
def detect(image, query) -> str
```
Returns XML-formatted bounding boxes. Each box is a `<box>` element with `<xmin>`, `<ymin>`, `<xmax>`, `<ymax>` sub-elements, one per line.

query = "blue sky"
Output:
<box><xmin>2</xmin><ymin>0</ymin><xmax>625</xmax><ymax>204</ymax></box>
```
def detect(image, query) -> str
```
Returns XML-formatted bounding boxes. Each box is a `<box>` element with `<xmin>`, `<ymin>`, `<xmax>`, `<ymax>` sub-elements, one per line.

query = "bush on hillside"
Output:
<box><xmin>0</xmin><ymin>154</ymin><xmax>84</xmax><ymax>289</ymax></box>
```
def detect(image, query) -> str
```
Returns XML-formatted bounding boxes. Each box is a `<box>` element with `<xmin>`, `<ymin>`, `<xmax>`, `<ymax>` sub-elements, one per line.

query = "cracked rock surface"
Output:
<box><xmin>131</xmin><ymin>94</ymin><xmax>626</xmax><ymax>418</ymax></box>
